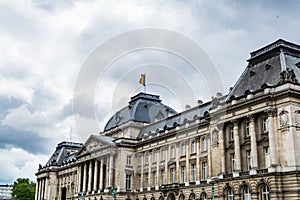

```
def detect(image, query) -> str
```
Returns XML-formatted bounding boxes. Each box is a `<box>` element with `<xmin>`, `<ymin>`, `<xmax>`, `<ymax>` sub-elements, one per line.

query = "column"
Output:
<box><xmin>44</xmin><ymin>178</ymin><xmax>48</xmax><ymax>200</ymax></box>
<box><xmin>35</xmin><ymin>179</ymin><xmax>39</xmax><ymax>200</ymax></box>
<box><xmin>94</xmin><ymin>160</ymin><xmax>99</xmax><ymax>192</ymax></box>
<box><xmin>82</xmin><ymin>162</ymin><xmax>87</xmax><ymax>193</ymax></box>
<box><xmin>41</xmin><ymin>178</ymin><xmax>44</xmax><ymax>200</ymax></box>
<box><xmin>108</xmin><ymin>154</ymin><xmax>114</xmax><ymax>187</ymax></box>
<box><xmin>88</xmin><ymin>160</ymin><xmax>93</xmax><ymax>192</ymax></box>
<box><xmin>148</xmin><ymin>152</ymin><xmax>152</xmax><ymax>190</ymax></box>
<box><xmin>164</xmin><ymin>147</ymin><xmax>168</xmax><ymax>184</ymax></box>
<box><xmin>207</xmin><ymin>134</ymin><xmax>212</xmax><ymax>177</ymax></box>
<box><xmin>105</xmin><ymin>157</ymin><xmax>109</xmax><ymax>188</ymax></box>
<box><xmin>219</xmin><ymin>129</ymin><xmax>225</xmax><ymax>173</ymax></box>
<box><xmin>268</xmin><ymin>110</ymin><xmax>278</xmax><ymax>165</ymax></box>
<box><xmin>156</xmin><ymin>150</ymin><xmax>159</xmax><ymax>189</ymax></box>
<box><xmin>77</xmin><ymin>164</ymin><xmax>82</xmax><ymax>193</ymax></box>
<box><xmin>185</xmin><ymin>142</ymin><xmax>190</xmax><ymax>183</ymax></box>
<box><xmin>249</xmin><ymin>115</ymin><xmax>258</xmax><ymax>168</ymax></box>
<box><xmin>140</xmin><ymin>155</ymin><xmax>144</xmax><ymax>190</ymax></box>
<box><xmin>233</xmin><ymin>120</ymin><xmax>241</xmax><ymax>171</ymax></box>
<box><xmin>176</xmin><ymin>143</ymin><xmax>180</xmax><ymax>182</ymax></box>
<box><xmin>196</xmin><ymin>137</ymin><xmax>200</xmax><ymax>182</ymax></box>
<box><xmin>99</xmin><ymin>158</ymin><xmax>104</xmax><ymax>191</ymax></box>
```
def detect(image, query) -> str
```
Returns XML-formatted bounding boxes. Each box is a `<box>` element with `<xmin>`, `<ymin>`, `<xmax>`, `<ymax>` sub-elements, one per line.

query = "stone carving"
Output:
<box><xmin>212</xmin><ymin>131</ymin><xmax>219</xmax><ymax>145</ymax></box>
<box><xmin>155</xmin><ymin>110</ymin><xmax>164</xmax><ymax>121</ymax></box>
<box><xmin>278</xmin><ymin>68</ymin><xmax>298</xmax><ymax>84</ymax></box>
<box><xmin>279</xmin><ymin>110</ymin><xmax>289</xmax><ymax>127</ymax></box>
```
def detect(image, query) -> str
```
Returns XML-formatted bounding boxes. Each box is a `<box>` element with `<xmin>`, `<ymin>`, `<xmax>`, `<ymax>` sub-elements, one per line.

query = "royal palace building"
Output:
<box><xmin>36</xmin><ymin>39</ymin><xmax>300</xmax><ymax>200</ymax></box>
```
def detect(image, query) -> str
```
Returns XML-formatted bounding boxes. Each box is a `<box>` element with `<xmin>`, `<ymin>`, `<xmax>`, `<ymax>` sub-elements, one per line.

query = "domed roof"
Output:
<box><xmin>104</xmin><ymin>92</ymin><xmax>177</xmax><ymax>131</ymax></box>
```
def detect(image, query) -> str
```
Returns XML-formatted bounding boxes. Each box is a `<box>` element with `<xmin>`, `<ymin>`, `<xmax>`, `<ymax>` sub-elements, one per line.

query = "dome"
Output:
<box><xmin>104</xmin><ymin>93</ymin><xmax>177</xmax><ymax>131</ymax></box>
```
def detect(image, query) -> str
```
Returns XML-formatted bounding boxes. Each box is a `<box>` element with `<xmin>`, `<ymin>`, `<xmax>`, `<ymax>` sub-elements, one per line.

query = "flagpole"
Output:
<box><xmin>144</xmin><ymin>72</ymin><xmax>146</xmax><ymax>93</ymax></box>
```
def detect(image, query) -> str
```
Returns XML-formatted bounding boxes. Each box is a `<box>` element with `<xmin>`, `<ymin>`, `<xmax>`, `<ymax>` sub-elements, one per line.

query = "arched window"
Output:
<box><xmin>150</xmin><ymin>197</ymin><xmax>155</xmax><ymax>200</ymax></box>
<box><xmin>189</xmin><ymin>193</ymin><xmax>195</xmax><ymax>200</ymax></box>
<box><xmin>242</xmin><ymin>186</ymin><xmax>251</xmax><ymax>200</ymax></box>
<box><xmin>179</xmin><ymin>194</ymin><xmax>185</xmax><ymax>200</ymax></box>
<box><xmin>261</xmin><ymin>185</ymin><xmax>270</xmax><ymax>200</ymax></box>
<box><xmin>159</xmin><ymin>196</ymin><xmax>164</xmax><ymax>200</ymax></box>
<box><xmin>227</xmin><ymin>188</ymin><xmax>234</xmax><ymax>200</ymax></box>
<box><xmin>200</xmin><ymin>192</ymin><xmax>207</xmax><ymax>200</ymax></box>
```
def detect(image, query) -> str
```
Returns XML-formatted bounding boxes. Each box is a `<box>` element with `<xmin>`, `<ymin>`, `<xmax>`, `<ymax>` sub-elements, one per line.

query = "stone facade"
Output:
<box><xmin>36</xmin><ymin>39</ymin><xmax>300</xmax><ymax>200</ymax></box>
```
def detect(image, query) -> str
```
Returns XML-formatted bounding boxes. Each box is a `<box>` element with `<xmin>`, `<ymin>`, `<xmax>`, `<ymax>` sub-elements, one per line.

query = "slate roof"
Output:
<box><xmin>227</xmin><ymin>39</ymin><xmax>300</xmax><ymax>101</ymax></box>
<box><xmin>138</xmin><ymin>102</ymin><xmax>211</xmax><ymax>139</ymax></box>
<box><xmin>45</xmin><ymin>141</ymin><xmax>82</xmax><ymax>167</ymax></box>
<box><xmin>104</xmin><ymin>92</ymin><xmax>177</xmax><ymax>131</ymax></box>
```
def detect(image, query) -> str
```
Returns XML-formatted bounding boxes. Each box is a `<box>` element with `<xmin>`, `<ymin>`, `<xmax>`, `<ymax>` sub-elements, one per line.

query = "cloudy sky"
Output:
<box><xmin>0</xmin><ymin>0</ymin><xmax>300</xmax><ymax>184</ymax></box>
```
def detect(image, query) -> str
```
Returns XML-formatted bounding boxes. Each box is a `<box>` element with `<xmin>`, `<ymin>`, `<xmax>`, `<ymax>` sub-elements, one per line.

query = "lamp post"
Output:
<box><xmin>79</xmin><ymin>192</ymin><xmax>85</xmax><ymax>200</ymax></box>
<box><xmin>111</xmin><ymin>186</ymin><xmax>117</xmax><ymax>200</ymax></box>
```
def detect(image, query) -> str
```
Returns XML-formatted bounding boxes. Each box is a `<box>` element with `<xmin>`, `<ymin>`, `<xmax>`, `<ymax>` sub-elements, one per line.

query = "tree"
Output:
<box><xmin>12</xmin><ymin>178</ymin><xmax>36</xmax><ymax>200</ymax></box>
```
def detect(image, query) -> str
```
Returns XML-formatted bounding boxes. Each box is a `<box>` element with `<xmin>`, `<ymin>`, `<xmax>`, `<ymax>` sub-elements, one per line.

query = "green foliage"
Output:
<box><xmin>12</xmin><ymin>178</ymin><xmax>36</xmax><ymax>200</ymax></box>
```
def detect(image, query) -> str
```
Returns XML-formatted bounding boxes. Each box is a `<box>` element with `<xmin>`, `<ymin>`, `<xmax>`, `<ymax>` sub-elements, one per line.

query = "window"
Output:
<box><xmin>202</xmin><ymin>161</ymin><xmax>208</xmax><ymax>180</ymax></box>
<box><xmin>227</xmin><ymin>188</ymin><xmax>234</xmax><ymax>200</ymax></box>
<box><xmin>161</xmin><ymin>170</ymin><xmax>165</xmax><ymax>184</ymax></box>
<box><xmin>171</xmin><ymin>145</ymin><xmax>176</xmax><ymax>159</ymax></box>
<box><xmin>246</xmin><ymin>150</ymin><xmax>252</xmax><ymax>170</ymax></box>
<box><xmin>243</xmin><ymin>187</ymin><xmax>251</xmax><ymax>200</ymax></box>
<box><xmin>181</xmin><ymin>143</ymin><xmax>186</xmax><ymax>156</ymax></box>
<box><xmin>161</xmin><ymin>148</ymin><xmax>165</xmax><ymax>161</ymax></box>
<box><xmin>202</xmin><ymin>138</ymin><xmax>207</xmax><ymax>151</ymax></box>
<box><xmin>245</xmin><ymin>122</ymin><xmax>250</xmax><ymax>137</ymax></box>
<box><xmin>170</xmin><ymin>168</ymin><xmax>176</xmax><ymax>183</ymax></box>
<box><xmin>138</xmin><ymin>154</ymin><xmax>142</xmax><ymax>166</ymax></box>
<box><xmin>126</xmin><ymin>174</ymin><xmax>131</xmax><ymax>190</ymax></box>
<box><xmin>145</xmin><ymin>173</ymin><xmax>149</xmax><ymax>187</ymax></box>
<box><xmin>126</xmin><ymin>156</ymin><xmax>132</xmax><ymax>165</ymax></box>
<box><xmin>263</xmin><ymin>118</ymin><xmax>268</xmax><ymax>132</ymax></box>
<box><xmin>261</xmin><ymin>185</ymin><xmax>269</xmax><ymax>200</ymax></box>
<box><xmin>264</xmin><ymin>147</ymin><xmax>270</xmax><ymax>168</ymax></box>
<box><xmin>153</xmin><ymin>171</ymin><xmax>157</xmax><ymax>186</ymax></box>
<box><xmin>231</xmin><ymin>153</ymin><xmax>236</xmax><ymax>172</ymax></box>
<box><xmin>138</xmin><ymin>174</ymin><xmax>142</xmax><ymax>188</ymax></box>
<box><xmin>200</xmin><ymin>192</ymin><xmax>207</xmax><ymax>200</ymax></box>
<box><xmin>191</xmin><ymin>164</ymin><xmax>196</xmax><ymax>182</ymax></box>
<box><xmin>230</xmin><ymin>126</ymin><xmax>234</xmax><ymax>140</ymax></box>
<box><xmin>145</xmin><ymin>153</ymin><xmax>149</xmax><ymax>164</ymax></box>
<box><xmin>181</xmin><ymin>166</ymin><xmax>186</xmax><ymax>182</ymax></box>
<box><xmin>191</xmin><ymin>141</ymin><xmax>196</xmax><ymax>154</ymax></box>
<box><xmin>153</xmin><ymin>150</ymin><xmax>157</xmax><ymax>163</ymax></box>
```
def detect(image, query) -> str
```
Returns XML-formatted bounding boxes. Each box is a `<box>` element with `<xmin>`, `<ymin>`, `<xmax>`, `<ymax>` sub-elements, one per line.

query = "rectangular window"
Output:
<box><xmin>263</xmin><ymin>118</ymin><xmax>269</xmax><ymax>132</ymax></box>
<box><xmin>245</xmin><ymin>122</ymin><xmax>250</xmax><ymax>137</ymax></box>
<box><xmin>171</xmin><ymin>145</ymin><xmax>176</xmax><ymax>159</ymax></box>
<box><xmin>202</xmin><ymin>138</ymin><xmax>207</xmax><ymax>151</ymax></box>
<box><xmin>191</xmin><ymin>141</ymin><xmax>196</xmax><ymax>154</ymax></box>
<box><xmin>231</xmin><ymin>153</ymin><xmax>236</xmax><ymax>172</ymax></box>
<box><xmin>153</xmin><ymin>171</ymin><xmax>157</xmax><ymax>186</ymax></box>
<box><xmin>161</xmin><ymin>170</ymin><xmax>165</xmax><ymax>184</ymax></box>
<box><xmin>246</xmin><ymin>150</ymin><xmax>252</xmax><ymax>170</ymax></box>
<box><xmin>138</xmin><ymin>174</ymin><xmax>142</xmax><ymax>188</ymax></box>
<box><xmin>145</xmin><ymin>153</ymin><xmax>149</xmax><ymax>165</ymax></box>
<box><xmin>202</xmin><ymin>162</ymin><xmax>208</xmax><ymax>180</ymax></box>
<box><xmin>181</xmin><ymin>143</ymin><xmax>186</xmax><ymax>156</ymax></box>
<box><xmin>161</xmin><ymin>148</ymin><xmax>165</xmax><ymax>161</ymax></box>
<box><xmin>171</xmin><ymin>168</ymin><xmax>176</xmax><ymax>183</ymax></box>
<box><xmin>264</xmin><ymin>147</ymin><xmax>270</xmax><ymax>168</ymax></box>
<box><xmin>230</xmin><ymin>126</ymin><xmax>234</xmax><ymax>140</ymax></box>
<box><xmin>181</xmin><ymin>166</ymin><xmax>186</xmax><ymax>182</ymax></box>
<box><xmin>191</xmin><ymin>164</ymin><xmax>197</xmax><ymax>182</ymax></box>
<box><xmin>153</xmin><ymin>150</ymin><xmax>157</xmax><ymax>163</ymax></box>
<box><xmin>138</xmin><ymin>154</ymin><xmax>142</xmax><ymax>166</ymax></box>
<box><xmin>145</xmin><ymin>173</ymin><xmax>149</xmax><ymax>187</ymax></box>
<box><xmin>125</xmin><ymin>174</ymin><xmax>131</xmax><ymax>190</ymax></box>
<box><xmin>126</xmin><ymin>156</ymin><xmax>132</xmax><ymax>165</ymax></box>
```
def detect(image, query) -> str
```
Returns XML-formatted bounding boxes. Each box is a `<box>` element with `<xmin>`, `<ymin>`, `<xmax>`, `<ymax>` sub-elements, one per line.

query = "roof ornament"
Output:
<box><xmin>278</xmin><ymin>68</ymin><xmax>298</xmax><ymax>84</ymax></box>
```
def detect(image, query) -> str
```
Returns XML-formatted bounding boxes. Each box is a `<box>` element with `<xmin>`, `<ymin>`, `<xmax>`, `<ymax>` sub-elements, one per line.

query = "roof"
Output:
<box><xmin>44</xmin><ymin>141</ymin><xmax>83</xmax><ymax>167</ymax></box>
<box><xmin>104</xmin><ymin>92</ymin><xmax>177</xmax><ymax>131</ymax></box>
<box><xmin>227</xmin><ymin>39</ymin><xmax>300</xmax><ymax>101</ymax></box>
<box><xmin>138</xmin><ymin>102</ymin><xmax>211</xmax><ymax>139</ymax></box>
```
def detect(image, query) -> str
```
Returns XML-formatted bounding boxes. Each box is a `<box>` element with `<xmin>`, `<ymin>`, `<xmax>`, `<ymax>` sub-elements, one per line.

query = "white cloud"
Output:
<box><xmin>0</xmin><ymin>146</ymin><xmax>48</xmax><ymax>183</ymax></box>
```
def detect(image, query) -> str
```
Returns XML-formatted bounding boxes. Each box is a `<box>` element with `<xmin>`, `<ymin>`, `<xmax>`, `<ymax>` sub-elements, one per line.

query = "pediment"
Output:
<box><xmin>76</xmin><ymin>135</ymin><xmax>115</xmax><ymax>157</ymax></box>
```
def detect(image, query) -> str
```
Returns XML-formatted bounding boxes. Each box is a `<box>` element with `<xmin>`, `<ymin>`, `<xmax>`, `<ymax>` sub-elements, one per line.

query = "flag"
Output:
<box><xmin>139</xmin><ymin>73</ymin><xmax>145</xmax><ymax>86</ymax></box>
